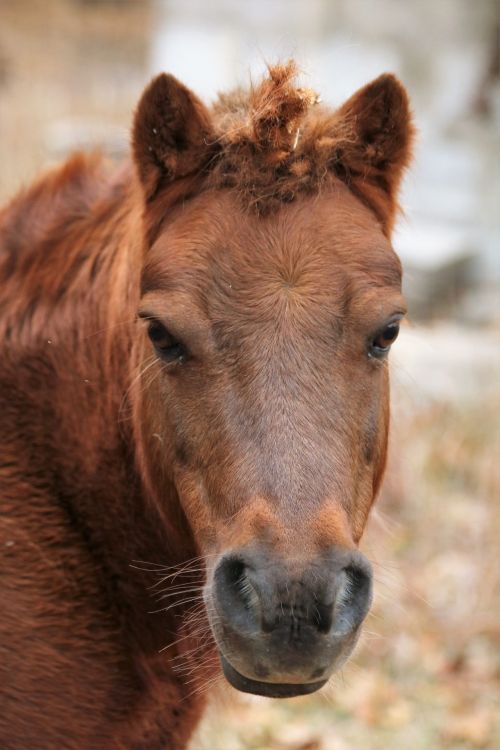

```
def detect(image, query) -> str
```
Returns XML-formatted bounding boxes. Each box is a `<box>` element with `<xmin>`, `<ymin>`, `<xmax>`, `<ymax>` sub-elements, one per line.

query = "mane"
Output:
<box><xmin>207</xmin><ymin>61</ymin><xmax>357</xmax><ymax>213</ymax></box>
<box><xmin>0</xmin><ymin>153</ymin><xmax>114</xmax><ymax>281</ymax></box>
<box><xmin>0</xmin><ymin>154</ymin><xmax>140</xmax><ymax>351</ymax></box>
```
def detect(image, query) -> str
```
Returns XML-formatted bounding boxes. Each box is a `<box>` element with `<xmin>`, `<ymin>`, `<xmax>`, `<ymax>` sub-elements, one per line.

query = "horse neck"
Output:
<box><xmin>0</xmin><ymin>159</ymin><xmax>201</xmax><ymax>647</ymax></box>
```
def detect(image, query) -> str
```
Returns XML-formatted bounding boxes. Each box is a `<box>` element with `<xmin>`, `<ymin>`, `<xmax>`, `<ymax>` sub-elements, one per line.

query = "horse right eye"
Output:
<box><xmin>147</xmin><ymin>321</ymin><xmax>186</xmax><ymax>363</ymax></box>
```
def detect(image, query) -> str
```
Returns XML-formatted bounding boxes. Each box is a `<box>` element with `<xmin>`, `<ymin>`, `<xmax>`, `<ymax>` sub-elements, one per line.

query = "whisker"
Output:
<box><xmin>82</xmin><ymin>317</ymin><xmax>138</xmax><ymax>341</ymax></box>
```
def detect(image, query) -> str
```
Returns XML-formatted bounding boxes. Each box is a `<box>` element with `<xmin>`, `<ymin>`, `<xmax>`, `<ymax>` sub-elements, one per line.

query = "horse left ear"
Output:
<box><xmin>333</xmin><ymin>74</ymin><xmax>415</xmax><ymax>233</ymax></box>
<box><xmin>132</xmin><ymin>73</ymin><xmax>214</xmax><ymax>202</ymax></box>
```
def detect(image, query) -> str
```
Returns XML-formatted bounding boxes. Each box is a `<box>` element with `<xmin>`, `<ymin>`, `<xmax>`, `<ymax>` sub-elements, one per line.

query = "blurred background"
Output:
<box><xmin>0</xmin><ymin>1</ymin><xmax>498</xmax><ymax>748</ymax></box>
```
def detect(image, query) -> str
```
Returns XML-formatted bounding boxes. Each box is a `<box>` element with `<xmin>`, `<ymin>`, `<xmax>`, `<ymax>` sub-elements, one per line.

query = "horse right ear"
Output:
<box><xmin>132</xmin><ymin>74</ymin><xmax>214</xmax><ymax>202</ymax></box>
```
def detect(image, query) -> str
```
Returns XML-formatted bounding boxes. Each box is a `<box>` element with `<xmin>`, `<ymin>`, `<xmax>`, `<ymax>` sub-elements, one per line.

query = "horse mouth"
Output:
<box><xmin>219</xmin><ymin>653</ymin><xmax>328</xmax><ymax>698</ymax></box>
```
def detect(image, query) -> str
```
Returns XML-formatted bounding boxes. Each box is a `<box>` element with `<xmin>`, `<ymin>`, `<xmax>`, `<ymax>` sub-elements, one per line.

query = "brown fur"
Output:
<box><xmin>210</xmin><ymin>61</ymin><xmax>412</xmax><ymax>226</ymax></box>
<box><xmin>0</xmin><ymin>64</ymin><xmax>413</xmax><ymax>748</ymax></box>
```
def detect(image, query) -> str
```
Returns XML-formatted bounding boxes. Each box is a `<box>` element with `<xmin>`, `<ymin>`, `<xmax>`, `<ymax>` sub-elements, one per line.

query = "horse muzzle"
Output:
<box><xmin>206</xmin><ymin>545</ymin><xmax>373</xmax><ymax>698</ymax></box>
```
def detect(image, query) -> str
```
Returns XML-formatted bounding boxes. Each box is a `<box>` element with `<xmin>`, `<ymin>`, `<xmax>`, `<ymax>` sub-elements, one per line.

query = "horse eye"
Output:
<box><xmin>369</xmin><ymin>321</ymin><xmax>400</xmax><ymax>358</ymax></box>
<box><xmin>147</xmin><ymin>321</ymin><xmax>186</xmax><ymax>363</ymax></box>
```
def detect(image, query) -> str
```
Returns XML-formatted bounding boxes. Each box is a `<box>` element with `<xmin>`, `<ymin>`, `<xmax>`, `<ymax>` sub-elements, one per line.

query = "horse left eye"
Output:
<box><xmin>147</xmin><ymin>321</ymin><xmax>186</xmax><ymax>363</ymax></box>
<box><xmin>369</xmin><ymin>322</ymin><xmax>400</xmax><ymax>358</ymax></box>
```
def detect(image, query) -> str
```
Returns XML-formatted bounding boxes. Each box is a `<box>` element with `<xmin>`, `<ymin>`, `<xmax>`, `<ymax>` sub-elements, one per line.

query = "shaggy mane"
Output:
<box><xmin>207</xmin><ymin>61</ymin><xmax>351</xmax><ymax>212</ymax></box>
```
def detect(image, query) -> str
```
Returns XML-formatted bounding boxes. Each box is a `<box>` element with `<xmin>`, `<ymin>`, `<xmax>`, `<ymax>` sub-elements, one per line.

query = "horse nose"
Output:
<box><xmin>213</xmin><ymin>546</ymin><xmax>373</xmax><ymax>641</ymax></box>
<box><xmin>211</xmin><ymin>547</ymin><xmax>373</xmax><ymax>695</ymax></box>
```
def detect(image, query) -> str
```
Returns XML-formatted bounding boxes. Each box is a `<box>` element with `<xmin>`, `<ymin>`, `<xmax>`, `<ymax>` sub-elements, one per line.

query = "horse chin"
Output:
<box><xmin>219</xmin><ymin>653</ymin><xmax>328</xmax><ymax>698</ymax></box>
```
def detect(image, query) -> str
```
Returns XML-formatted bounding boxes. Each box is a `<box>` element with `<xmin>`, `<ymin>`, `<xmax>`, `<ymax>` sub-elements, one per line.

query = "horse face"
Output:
<box><xmin>136</xmin><ymin>185</ymin><xmax>404</xmax><ymax>695</ymax></box>
<box><xmin>132</xmin><ymin>67</ymin><xmax>413</xmax><ymax>696</ymax></box>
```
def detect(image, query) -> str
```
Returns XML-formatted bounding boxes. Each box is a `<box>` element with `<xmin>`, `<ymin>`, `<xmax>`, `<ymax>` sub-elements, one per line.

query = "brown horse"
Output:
<box><xmin>0</xmin><ymin>62</ymin><xmax>413</xmax><ymax>748</ymax></box>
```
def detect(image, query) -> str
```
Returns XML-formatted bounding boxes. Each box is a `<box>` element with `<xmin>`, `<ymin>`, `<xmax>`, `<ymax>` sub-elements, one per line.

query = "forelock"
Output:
<box><xmin>206</xmin><ymin>61</ymin><xmax>352</xmax><ymax>214</ymax></box>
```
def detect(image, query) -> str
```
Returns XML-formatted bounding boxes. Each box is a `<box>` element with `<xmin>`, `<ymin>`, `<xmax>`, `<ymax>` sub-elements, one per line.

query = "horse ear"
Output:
<box><xmin>333</xmin><ymin>74</ymin><xmax>414</xmax><ymax>232</ymax></box>
<box><xmin>132</xmin><ymin>73</ymin><xmax>214</xmax><ymax>201</ymax></box>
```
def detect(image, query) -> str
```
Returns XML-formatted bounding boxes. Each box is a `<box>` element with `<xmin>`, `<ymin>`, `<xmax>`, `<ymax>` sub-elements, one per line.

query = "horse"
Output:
<box><xmin>0</xmin><ymin>62</ymin><xmax>414</xmax><ymax>749</ymax></box>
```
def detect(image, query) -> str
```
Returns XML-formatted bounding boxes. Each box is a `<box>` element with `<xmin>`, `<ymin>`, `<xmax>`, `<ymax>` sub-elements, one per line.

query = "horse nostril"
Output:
<box><xmin>214</xmin><ymin>556</ymin><xmax>260</xmax><ymax>632</ymax></box>
<box><xmin>223</xmin><ymin>559</ymin><xmax>256</xmax><ymax>610</ymax></box>
<box><xmin>334</xmin><ymin>562</ymin><xmax>373</xmax><ymax>635</ymax></box>
<box><xmin>221</xmin><ymin>558</ymin><xmax>245</xmax><ymax>590</ymax></box>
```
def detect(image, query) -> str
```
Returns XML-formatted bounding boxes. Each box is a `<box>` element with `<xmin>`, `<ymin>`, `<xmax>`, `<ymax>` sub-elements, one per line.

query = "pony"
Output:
<box><xmin>0</xmin><ymin>62</ymin><xmax>414</xmax><ymax>748</ymax></box>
